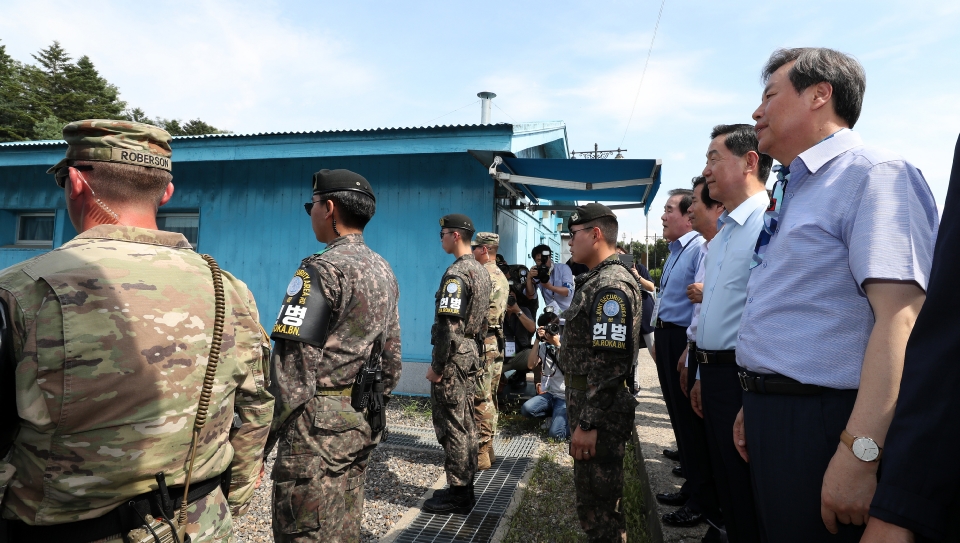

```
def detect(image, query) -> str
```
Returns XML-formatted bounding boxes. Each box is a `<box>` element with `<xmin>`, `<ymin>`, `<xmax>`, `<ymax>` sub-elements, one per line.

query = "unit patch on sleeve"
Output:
<box><xmin>591</xmin><ymin>288</ymin><xmax>632</xmax><ymax>352</ymax></box>
<box><xmin>437</xmin><ymin>275</ymin><xmax>469</xmax><ymax>319</ymax></box>
<box><xmin>271</xmin><ymin>263</ymin><xmax>333</xmax><ymax>347</ymax></box>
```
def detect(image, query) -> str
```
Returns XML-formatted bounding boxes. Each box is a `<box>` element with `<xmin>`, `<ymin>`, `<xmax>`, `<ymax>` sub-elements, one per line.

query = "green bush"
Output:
<box><xmin>648</xmin><ymin>268</ymin><xmax>662</xmax><ymax>287</ymax></box>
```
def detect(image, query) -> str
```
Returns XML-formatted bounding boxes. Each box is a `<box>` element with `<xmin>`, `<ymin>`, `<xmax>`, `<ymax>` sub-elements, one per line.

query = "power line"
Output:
<box><xmin>619</xmin><ymin>0</ymin><xmax>667</xmax><ymax>147</ymax></box>
<box><xmin>424</xmin><ymin>99</ymin><xmax>480</xmax><ymax>126</ymax></box>
<box><xmin>493</xmin><ymin>102</ymin><xmax>518</xmax><ymax>123</ymax></box>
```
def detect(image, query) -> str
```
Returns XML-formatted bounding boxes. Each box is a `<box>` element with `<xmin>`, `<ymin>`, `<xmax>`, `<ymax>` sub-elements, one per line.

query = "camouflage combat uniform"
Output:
<box><xmin>559</xmin><ymin>256</ymin><xmax>641</xmax><ymax>543</ymax></box>
<box><xmin>475</xmin><ymin>260</ymin><xmax>508</xmax><ymax>446</ymax></box>
<box><xmin>268</xmin><ymin>234</ymin><xmax>401</xmax><ymax>543</ymax></box>
<box><xmin>0</xmin><ymin>226</ymin><xmax>274</xmax><ymax>542</ymax></box>
<box><xmin>431</xmin><ymin>254</ymin><xmax>491</xmax><ymax>487</ymax></box>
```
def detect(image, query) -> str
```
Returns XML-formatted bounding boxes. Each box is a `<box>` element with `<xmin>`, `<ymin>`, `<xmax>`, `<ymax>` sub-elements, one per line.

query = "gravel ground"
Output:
<box><xmin>234</xmin><ymin>397</ymin><xmax>444</xmax><ymax>543</ymax></box>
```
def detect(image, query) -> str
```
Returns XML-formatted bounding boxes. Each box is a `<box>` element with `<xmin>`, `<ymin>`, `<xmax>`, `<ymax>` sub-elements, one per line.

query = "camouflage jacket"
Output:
<box><xmin>483</xmin><ymin>260</ymin><xmax>509</xmax><ymax>331</ymax></box>
<box><xmin>0</xmin><ymin>226</ymin><xmax>273</xmax><ymax>524</ymax></box>
<box><xmin>431</xmin><ymin>254</ymin><xmax>491</xmax><ymax>375</ymax></box>
<box><xmin>268</xmin><ymin>234</ymin><xmax>401</xmax><ymax>437</ymax></box>
<box><xmin>559</xmin><ymin>255</ymin><xmax>641</xmax><ymax>427</ymax></box>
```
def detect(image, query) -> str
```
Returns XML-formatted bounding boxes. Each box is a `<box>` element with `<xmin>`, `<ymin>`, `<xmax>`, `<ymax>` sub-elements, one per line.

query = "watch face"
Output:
<box><xmin>852</xmin><ymin>437</ymin><xmax>880</xmax><ymax>462</ymax></box>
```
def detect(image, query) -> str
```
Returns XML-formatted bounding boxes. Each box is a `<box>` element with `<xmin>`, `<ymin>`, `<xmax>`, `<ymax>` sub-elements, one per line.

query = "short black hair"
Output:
<box><xmin>710</xmin><ymin>124</ymin><xmax>774</xmax><ymax>182</ymax></box>
<box><xmin>668</xmin><ymin>188</ymin><xmax>694</xmax><ymax>215</ymax></box>
<box><xmin>325</xmin><ymin>190</ymin><xmax>376</xmax><ymax>229</ymax></box>
<box><xmin>583</xmin><ymin>216</ymin><xmax>618</xmax><ymax>247</ymax></box>
<box><xmin>691</xmin><ymin>176</ymin><xmax>721</xmax><ymax>208</ymax></box>
<box><xmin>762</xmin><ymin>47</ymin><xmax>866</xmax><ymax>128</ymax></box>
<box><xmin>531</xmin><ymin>244</ymin><xmax>553</xmax><ymax>260</ymax></box>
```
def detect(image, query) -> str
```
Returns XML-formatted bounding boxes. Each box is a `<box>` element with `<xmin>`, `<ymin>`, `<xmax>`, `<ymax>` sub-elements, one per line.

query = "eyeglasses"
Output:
<box><xmin>569</xmin><ymin>226</ymin><xmax>593</xmax><ymax>238</ymax></box>
<box><xmin>303</xmin><ymin>200</ymin><xmax>321</xmax><ymax>216</ymax></box>
<box><xmin>440</xmin><ymin>230</ymin><xmax>456</xmax><ymax>239</ymax></box>
<box><xmin>54</xmin><ymin>164</ymin><xmax>94</xmax><ymax>188</ymax></box>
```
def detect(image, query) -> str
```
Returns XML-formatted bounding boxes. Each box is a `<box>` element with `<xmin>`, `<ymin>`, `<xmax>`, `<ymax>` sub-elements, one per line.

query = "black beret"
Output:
<box><xmin>569</xmin><ymin>203</ymin><xmax>616</xmax><ymax>226</ymax></box>
<box><xmin>313</xmin><ymin>169</ymin><xmax>375</xmax><ymax>202</ymax></box>
<box><xmin>439</xmin><ymin>213</ymin><xmax>475</xmax><ymax>233</ymax></box>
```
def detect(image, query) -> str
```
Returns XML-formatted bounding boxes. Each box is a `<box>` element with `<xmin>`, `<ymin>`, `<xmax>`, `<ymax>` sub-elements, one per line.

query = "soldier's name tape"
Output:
<box><xmin>108</xmin><ymin>148</ymin><xmax>171</xmax><ymax>170</ymax></box>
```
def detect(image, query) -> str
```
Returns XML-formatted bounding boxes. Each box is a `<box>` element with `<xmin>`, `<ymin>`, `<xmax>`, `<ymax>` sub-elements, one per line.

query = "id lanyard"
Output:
<box><xmin>651</xmin><ymin>234</ymin><xmax>700</xmax><ymax>324</ymax></box>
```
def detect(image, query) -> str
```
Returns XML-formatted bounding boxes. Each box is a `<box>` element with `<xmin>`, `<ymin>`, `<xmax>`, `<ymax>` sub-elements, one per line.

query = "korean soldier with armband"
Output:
<box><xmin>266</xmin><ymin>169</ymin><xmax>401</xmax><ymax>543</ymax></box>
<box><xmin>560</xmin><ymin>203</ymin><xmax>641</xmax><ymax>543</ymax></box>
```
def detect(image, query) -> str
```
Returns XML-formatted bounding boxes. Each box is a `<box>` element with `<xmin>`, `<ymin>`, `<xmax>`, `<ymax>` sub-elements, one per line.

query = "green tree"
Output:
<box><xmin>33</xmin><ymin>114</ymin><xmax>64</xmax><ymax>140</ymax></box>
<box><xmin>62</xmin><ymin>55</ymin><xmax>126</xmax><ymax>120</ymax></box>
<box><xmin>0</xmin><ymin>40</ymin><xmax>35</xmax><ymax>141</ymax></box>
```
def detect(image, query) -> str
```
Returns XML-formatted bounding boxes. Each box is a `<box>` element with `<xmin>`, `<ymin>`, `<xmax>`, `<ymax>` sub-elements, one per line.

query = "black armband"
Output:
<box><xmin>591</xmin><ymin>288</ymin><xmax>632</xmax><ymax>353</ymax></box>
<box><xmin>271</xmin><ymin>264</ymin><xmax>333</xmax><ymax>347</ymax></box>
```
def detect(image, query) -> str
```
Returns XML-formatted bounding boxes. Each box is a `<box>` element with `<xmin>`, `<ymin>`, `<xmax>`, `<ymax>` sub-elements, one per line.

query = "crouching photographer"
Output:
<box><xmin>519</xmin><ymin>312</ymin><xmax>569</xmax><ymax>440</ymax></box>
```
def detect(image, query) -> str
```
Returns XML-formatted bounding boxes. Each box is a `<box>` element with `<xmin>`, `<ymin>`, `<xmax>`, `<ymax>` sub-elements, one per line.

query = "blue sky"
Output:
<box><xmin>3</xmin><ymin>0</ymin><xmax>958</xmax><ymax>241</ymax></box>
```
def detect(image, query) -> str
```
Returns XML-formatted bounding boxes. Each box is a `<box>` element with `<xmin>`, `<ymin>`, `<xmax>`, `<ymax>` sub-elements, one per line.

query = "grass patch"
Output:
<box><xmin>390</xmin><ymin>395</ymin><xmax>432</xmax><ymax>422</ymax></box>
<box><xmin>502</xmin><ymin>447</ymin><xmax>586</xmax><ymax>543</ymax></box>
<box><xmin>624</xmin><ymin>441</ymin><xmax>651</xmax><ymax>543</ymax></box>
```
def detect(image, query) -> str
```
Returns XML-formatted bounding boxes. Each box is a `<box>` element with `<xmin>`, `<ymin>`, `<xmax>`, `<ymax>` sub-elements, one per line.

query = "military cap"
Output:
<box><xmin>47</xmin><ymin>119</ymin><xmax>172</xmax><ymax>174</ymax></box>
<box><xmin>471</xmin><ymin>232</ymin><xmax>499</xmax><ymax>247</ymax></box>
<box><xmin>313</xmin><ymin>169</ymin><xmax>376</xmax><ymax>202</ymax></box>
<box><xmin>569</xmin><ymin>203</ymin><xmax>617</xmax><ymax>226</ymax></box>
<box><xmin>439</xmin><ymin>213</ymin><xmax>475</xmax><ymax>233</ymax></box>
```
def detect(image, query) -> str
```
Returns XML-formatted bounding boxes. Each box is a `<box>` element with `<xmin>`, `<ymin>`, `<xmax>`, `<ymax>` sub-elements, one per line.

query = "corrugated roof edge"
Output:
<box><xmin>0</xmin><ymin>121</ymin><xmax>565</xmax><ymax>148</ymax></box>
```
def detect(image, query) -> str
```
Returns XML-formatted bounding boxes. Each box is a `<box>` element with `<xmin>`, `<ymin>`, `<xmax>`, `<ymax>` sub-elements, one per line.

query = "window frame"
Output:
<box><xmin>14</xmin><ymin>212</ymin><xmax>56</xmax><ymax>247</ymax></box>
<box><xmin>156</xmin><ymin>212</ymin><xmax>200</xmax><ymax>248</ymax></box>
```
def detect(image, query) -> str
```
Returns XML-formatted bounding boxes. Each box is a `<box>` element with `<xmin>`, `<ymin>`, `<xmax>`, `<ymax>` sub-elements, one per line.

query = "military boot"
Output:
<box><xmin>423</xmin><ymin>484</ymin><xmax>475</xmax><ymax>515</ymax></box>
<box><xmin>430</xmin><ymin>483</ymin><xmax>475</xmax><ymax>501</ymax></box>
<box><xmin>486</xmin><ymin>441</ymin><xmax>497</xmax><ymax>466</ymax></box>
<box><xmin>477</xmin><ymin>441</ymin><xmax>493</xmax><ymax>470</ymax></box>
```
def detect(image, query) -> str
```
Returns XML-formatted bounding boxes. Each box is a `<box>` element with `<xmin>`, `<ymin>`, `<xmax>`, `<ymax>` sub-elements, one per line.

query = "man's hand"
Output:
<box><xmin>536</xmin><ymin>383</ymin><xmax>543</xmax><ymax>395</ymax></box>
<box><xmin>570</xmin><ymin>426</ymin><xmax>598</xmax><ymax>461</ymax></box>
<box><xmin>821</xmin><ymin>442</ymin><xmax>878</xmax><ymax>533</ymax></box>
<box><xmin>733</xmin><ymin>407</ymin><xmax>749</xmax><ymax>462</ymax></box>
<box><xmin>690</xmin><ymin>380</ymin><xmax>703</xmax><ymax>418</ymax></box>
<box><xmin>425</xmin><ymin>366</ymin><xmax>443</xmax><ymax>383</ymax></box>
<box><xmin>680</xmin><ymin>366</ymin><xmax>689</xmax><ymax>397</ymax></box>
<box><xmin>255</xmin><ymin>463</ymin><xmax>265</xmax><ymax>489</ymax></box>
<box><xmin>506</xmin><ymin>302</ymin><xmax>521</xmax><ymax>314</ymax></box>
<box><xmin>861</xmin><ymin>517</ymin><xmax>915</xmax><ymax>543</ymax></box>
<box><xmin>686</xmin><ymin>282</ymin><xmax>703</xmax><ymax>304</ymax></box>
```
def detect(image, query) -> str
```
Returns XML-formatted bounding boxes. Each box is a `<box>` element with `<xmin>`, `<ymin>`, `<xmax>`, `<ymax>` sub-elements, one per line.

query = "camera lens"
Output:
<box><xmin>546</xmin><ymin>322</ymin><xmax>560</xmax><ymax>336</ymax></box>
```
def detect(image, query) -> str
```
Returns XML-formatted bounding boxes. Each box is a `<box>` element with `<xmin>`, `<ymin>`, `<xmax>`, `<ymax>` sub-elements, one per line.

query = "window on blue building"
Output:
<box><xmin>16</xmin><ymin>213</ymin><xmax>55</xmax><ymax>247</ymax></box>
<box><xmin>157</xmin><ymin>213</ymin><xmax>200</xmax><ymax>248</ymax></box>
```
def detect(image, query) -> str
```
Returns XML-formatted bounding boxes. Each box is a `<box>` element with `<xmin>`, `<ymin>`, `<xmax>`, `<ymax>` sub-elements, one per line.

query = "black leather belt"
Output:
<box><xmin>738</xmin><ymin>370</ymin><xmax>822</xmax><ymax>396</ymax></box>
<box><xmin>655</xmin><ymin>319</ymin><xmax>683</xmax><ymax>330</ymax></box>
<box><xmin>697</xmin><ymin>349</ymin><xmax>737</xmax><ymax>365</ymax></box>
<box><xmin>6</xmin><ymin>472</ymin><xmax>224</xmax><ymax>543</ymax></box>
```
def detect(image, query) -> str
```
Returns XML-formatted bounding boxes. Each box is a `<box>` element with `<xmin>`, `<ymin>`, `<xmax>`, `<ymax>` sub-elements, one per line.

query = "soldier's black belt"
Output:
<box><xmin>565</xmin><ymin>374</ymin><xmax>628</xmax><ymax>391</ymax></box>
<box><xmin>655</xmin><ymin>319</ymin><xmax>683</xmax><ymax>329</ymax></box>
<box><xmin>316</xmin><ymin>384</ymin><xmax>353</xmax><ymax>396</ymax></box>
<box><xmin>738</xmin><ymin>370</ymin><xmax>823</xmax><ymax>396</ymax></box>
<box><xmin>5</xmin><ymin>473</ymin><xmax>224</xmax><ymax>543</ymax></box>
<box><xmin>696</xmin><ymin>349</ymin><xmax>737</xmax><ymax>365</ymax></box>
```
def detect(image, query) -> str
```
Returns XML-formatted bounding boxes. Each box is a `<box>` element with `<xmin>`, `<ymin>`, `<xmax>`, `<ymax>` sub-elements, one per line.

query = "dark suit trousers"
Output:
<box><xmin>742</xmin><ymin>388</ymin><xmax>865</xmax><ymax>543</ymax></box>
<box><xmin>700</xmin><ymin>363</ymin><xmax>761</xmax><ymax>543</ymax></box>
<box><xmin>654</xmin><ymin>326</ymin><xmax>718</xmax><ymax>518</ymax></box>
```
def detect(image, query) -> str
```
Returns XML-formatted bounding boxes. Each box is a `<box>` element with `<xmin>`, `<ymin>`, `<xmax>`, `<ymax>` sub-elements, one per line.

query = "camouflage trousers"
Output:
<box><xmin>431</xmin><ymin>361</ymin><xmax>478</xmax><ymax>487</ymax></box>
<box><xmin>95</xmin><ymin>486</ymin><xmax>233</xmax><ymax>543</ymax></box>
<box><xmin>474</xmin><ymin>335</ymin><xmax>503</xmax><ymax>444</ymax></box>
<box><xmin>272</xmin><ymin>395</ymin><xmax>379</xmax><ymax>543</ymax></box>
<box><xmin>566</xmin><ymin>387</ymin><xmax>635</xmax><ymax>543</ymax></box>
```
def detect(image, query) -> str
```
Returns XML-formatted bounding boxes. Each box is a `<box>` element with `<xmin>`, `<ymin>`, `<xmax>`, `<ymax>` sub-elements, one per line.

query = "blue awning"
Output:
<box><xmin>490</xmin><ymin>156</ymin><xmax>662</xmax><ymax>215</ymax></box>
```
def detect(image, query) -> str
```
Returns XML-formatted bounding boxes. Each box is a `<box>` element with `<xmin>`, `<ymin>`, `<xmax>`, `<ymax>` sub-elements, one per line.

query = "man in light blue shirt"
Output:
<box><xmin>691</xmin><ymin>123</ymin><xmax>771</xmax><ymax>543</ymax></box>
<box><xmin>524</xmin><ymin>244</ymin><xmax>575</xmax><ymax>312</ymax></box>
<box><xmin>652</xmin><ymin>189</ymin><xmax>717</xmax><ymax>529</ymax></box>
<box><xmin>734</xmin><ymin>48</ymin><xmax>938</xmax><ymax>542</ymax></box>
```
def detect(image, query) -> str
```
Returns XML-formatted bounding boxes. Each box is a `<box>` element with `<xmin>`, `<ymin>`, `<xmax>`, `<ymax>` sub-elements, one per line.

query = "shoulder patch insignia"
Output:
<box><xmin>591</xmin><ymin>287</ymin><xmax>631</xmax><ymax>352</ymax></box>
<box><xmin>437</xmin><ymin>275</ymin><xmax>469</xmax><ymax>319</ymax></box>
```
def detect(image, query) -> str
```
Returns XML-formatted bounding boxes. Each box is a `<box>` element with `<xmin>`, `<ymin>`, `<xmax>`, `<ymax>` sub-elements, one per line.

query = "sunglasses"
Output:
<box><xmin>303</xmin><ymin>200</ymin><xmax>323</xmax><ymax>216</ymax></box>
<box><xmin>55</xmin><ymin>164</ymin><xmax>94</xmax><ymax>188</ymax></box>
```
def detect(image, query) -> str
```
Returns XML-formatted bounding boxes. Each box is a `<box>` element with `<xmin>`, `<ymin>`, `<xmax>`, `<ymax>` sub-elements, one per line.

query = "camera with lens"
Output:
<box><xmin>545</xmin><ymin>322</ymin><xmax>560</xmax><ymax>336</ymax></box>
<box><xmin>507</xmin><ymin>293</ymin><xmax>517</xmax><ymax>307</ymax></box>
<box><xmin>533</xmin><ymin>264</ymin><xmax>551</xmax><ymax>283</ymax></box>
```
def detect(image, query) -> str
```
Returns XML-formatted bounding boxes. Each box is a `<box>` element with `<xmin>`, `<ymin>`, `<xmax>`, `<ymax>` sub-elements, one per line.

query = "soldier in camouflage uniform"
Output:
<box><xmin>423</xmin><ymin>214</ymin><xmax>492</xmax><ymax>515</ymax></box>
<box><xmin>267</xmin><ymin>169</ymin><xmax>401</xmax><ymax>543</ymax></box>
<box><xmin>0</xmin><ymin>120</ymin><xmax>274</xmax><ymax>542</ymax></box>
<box><xmin>469</xmin><ymin>232</ymin><xmax>508</xmax><ymax>470</ymax></box>
<box><xmin>560</xmin><ymin>204</ymin><xmax>641</xmax><ymax>543</ymax></box>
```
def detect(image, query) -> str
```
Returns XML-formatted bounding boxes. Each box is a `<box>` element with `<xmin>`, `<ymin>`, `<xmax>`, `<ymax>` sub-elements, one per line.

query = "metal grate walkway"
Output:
<box><xmin>382</xmin><ymin>426</ymin><xmax>538</xmax><ymax>543</ymax></box>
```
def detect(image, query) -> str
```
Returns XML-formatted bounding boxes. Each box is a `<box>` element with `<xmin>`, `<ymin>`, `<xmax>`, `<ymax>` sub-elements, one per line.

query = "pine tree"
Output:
<box><xmin>62</xmin><ymin>55</ymin><xmax>126</xmax><ymax>120</ymax></box>
<box><xmin>0</xmin><ymin>40</ymin><xmax>36</xmax><ymax>141</ymax></box>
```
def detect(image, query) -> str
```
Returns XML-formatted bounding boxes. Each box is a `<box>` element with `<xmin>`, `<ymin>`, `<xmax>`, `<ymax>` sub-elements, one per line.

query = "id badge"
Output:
<box><xmin>505</xmin><ymin>341</ymin><xmax>516</xmax><ymax>358</ymax></box>
<box><xmin>650</xmin><ymin>290</ymin><xmax>661</xmax><ymax>324</ymax></box>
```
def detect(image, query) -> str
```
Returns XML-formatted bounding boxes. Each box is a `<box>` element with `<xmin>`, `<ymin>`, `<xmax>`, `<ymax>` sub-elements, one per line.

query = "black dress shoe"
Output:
<box><xmin>655</xmin><ymin>491</ymin><xmax>689</xmax><ymax>506</ymax></box>
<box><xmin>661</xmin><ymin>505</ymin><xmax>703</xmax><ymax>527</ymax></box>
<box><xmin>423</xmin><ymin>485</ymin><xmax>475</xmax><ymax>515</ymax></box>
<box><xmin>662</xmin><ymin>448</ymin><xmax>681</xmax><ymax>461</ymax></box>
<box><xmin>672</xmin><ymin>465</ymin><xmax>684</xmax><ymax>478</ymax></box>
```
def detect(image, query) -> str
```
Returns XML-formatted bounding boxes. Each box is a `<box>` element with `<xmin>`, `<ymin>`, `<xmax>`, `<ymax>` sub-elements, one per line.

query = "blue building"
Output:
<box><xmin>0</xmin><ymin>121</ymin><xmax>660</xmax><ymax>394</ymax></box>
